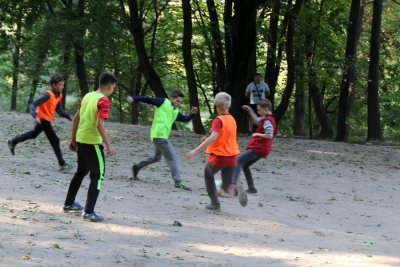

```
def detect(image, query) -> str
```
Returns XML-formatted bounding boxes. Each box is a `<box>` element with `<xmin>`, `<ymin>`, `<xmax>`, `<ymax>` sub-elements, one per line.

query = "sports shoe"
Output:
<box><xmin>246</xmin><ymin>187</ymin><xmax>258</xmax><ymax>194</ymax></box>
<box><xmin>59</xmin><ymin>163</ymin><xmax>75</xmax><ymax>173</ymax></box>
<box><xmin>131</xmin><ymin>164</ymin><xmax>139</xmax><ymax>180</ymax></box>
<box><xmin>82</xmin><ymin>212</ymin><xmax>104</xmax><ymax>222</ymax></box>
<box><xmin>236</xmin><ymin>185</ymin><xmax>248</xmax><ymax>207</ymax></box>
<box><xmin>7</xmin><ymin>140</ymin><xmax>15</xmax><ymax>156</ymax></box>
<box><xmin>63</xmin><ymin>201</ymin><xmax>84</xmax><ymax>213</ymax></box>
<box><xmin>206</xmin><ymin>203</ymin><xmax>221</xmax><ymax>210</ymax></box>
<box><xmin>175</xmin><ymin>182</ymin><xmax>192</xmax><ymax>191</ymax></box>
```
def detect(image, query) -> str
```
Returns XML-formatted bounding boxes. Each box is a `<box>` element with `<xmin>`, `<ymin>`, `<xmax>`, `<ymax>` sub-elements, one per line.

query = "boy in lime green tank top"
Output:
<box><xmin>62</xmin><ymin>72</ymin><xmax>117</xmax><ymax>222</ymax></box>
<box><xmin>127</xmin><ymin>90</ymin><xmax>198</xmax><ymax>191</ymax></box>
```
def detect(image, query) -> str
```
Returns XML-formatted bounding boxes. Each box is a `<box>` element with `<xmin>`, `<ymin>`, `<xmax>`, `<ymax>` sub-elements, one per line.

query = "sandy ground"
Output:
<box><xmin>0</xmin><ymin>111</ymin><xmax>399</xmax><ymax>267</ymax></box>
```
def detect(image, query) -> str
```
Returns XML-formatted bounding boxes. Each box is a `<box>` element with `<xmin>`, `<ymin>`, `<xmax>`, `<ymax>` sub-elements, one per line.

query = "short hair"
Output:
<box><xmin>49</xmin><ymin>74</ymin><xmax>64</xmax><ymax>85</ymax></box>
<box><xmin>170</xmin><ymin>90</ymin><xmax>184</xmax><ymax>99</ymax></box>
<box><xmin>256</xmin><ymin>99</ymin><xmax>272</xmax><ymax>110</ymax></box>
<box><xmin>255</xmin><ymin>72</ymin><xmax>262</xmax><ymax>77</ymax></box>
<box><xmin>214</xmin><ymin>92</ymin><xmax>231</xmax><ymax>110</ymax></box>
<box><xmin>99</xmin><ymin>72</ymin><xmax>118</xmax><ymax>87</ymax></box>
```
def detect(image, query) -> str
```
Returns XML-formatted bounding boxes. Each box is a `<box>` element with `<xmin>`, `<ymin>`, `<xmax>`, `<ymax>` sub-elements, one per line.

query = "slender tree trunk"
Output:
<box><xmin>265</xmin><ymin>3</ymin><xmax>280</xmax><ymax>110</ymax></box>
<box><xmin>126</xmin><ymin>0</ymin><xmax>167</xmax><ymax>98</ymax></box>
<box><xmin>207</xmin><ymin>0</ymin><xmax>226</xmax><ymax>91</ymax></box>
<box><xmin>224</xmin><ymin>0</ymin><xmax>233</xmax><ymax>74</ymax></box>
<box><xmin>11</xmin><ymin>13</ymin><xmax>22</xmax><ymax>111</ymax></box>
<box><xmin>274</xmin><ymin>0</ymin><xmax>303</xmax><ymax>124</ymax></box>
<box><xmin>294</xmin><ymin>51</ymin><xmax>305</xmax><ymax>136</ymax></box>
<box><xmin>182</xmin><ymin>0</ymin><xmax>205</xmax><ymax>134</ymax></box>
<box><xmin>366</xmin><ymin>0</ymin><xmax>383</xmax><ymax>141</ymax></box>
<box><xmin>74</xmin><ymin>43</ymin><xmax>89</xmax><ymax>97</ymax></box>
<box><xmin>335</xmin><ymin>0</ymin><xmax>364</xmax><ymax>141</ymax></box>
<box><xmin>60</xmin><ymin>43</ymin><xmax>72</xmax><ymax>109</ymax></box>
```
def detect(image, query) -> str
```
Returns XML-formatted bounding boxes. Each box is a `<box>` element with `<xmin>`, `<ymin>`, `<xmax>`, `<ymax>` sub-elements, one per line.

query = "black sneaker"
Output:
<box><xmin>206</xmin><ymin>203</ymin><xmax>221</xmax><ymax>210</ymax></box>
<box><xmin>7</xmin><ymin>140</ymin><xmax>15</xmax><ymax>156</ymax></box>
<box><xmin>175</xmin><ymin>182</ymin><xmax>192</xmax><ymax>191</ymax></box>
<box><xmin>246</xmin><ymin>187</ymin><xmax>258</xmax><ymax>194</ymax></box>
<box><xmin>131</xmin><ymin>164</ymin><xmax>139</xmax><ymax>180</ymax></box>
<box><xmin>236</xmin><ymin>185</ymin><xmax>248</xmax><ymax>207</ymax></box>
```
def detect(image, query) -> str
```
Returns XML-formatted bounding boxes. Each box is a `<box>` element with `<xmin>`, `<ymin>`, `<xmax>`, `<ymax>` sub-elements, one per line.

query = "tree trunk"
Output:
<box><xmin>207</xmin><ymin>0</ymin><xmax>226</xmax><ymax>91</ymax></box>
<box><xmin>225</xmin><ymin>2</ymin><xmax>258</xmax><ymax>133</ymax></box>
<box><xmin>366</xmin><ymin>0</ymin><xmax>383</xmax><ymax>141</ymax></box>
<box><xmin>335</xmin><ymin>0</ymin><xmax>364</xmax><ymax>141</ymax></box>
<box><xmin>74</xmin><ymin>43</ymin><xmax>89</xmax><ymax>97</ymax></box>
<box><xmin>274</xmin><ymin>0</ymin><xmax>303</xmax><ymax>124</ymax></box>
<box><xmin>294</xmin><ymin>51</ymin><xmax>305</xmax><ymax>136</ymax></box>
<box><xmin>127</xmin><ymin>0</ymin><xmax>167</xmax><ymax>98</ymax></box>
<box><xmin>265</xmin><ymin>3</ymin><xmax>280</xmax><ymax>110</ymax></box>
<box><xmin>182</xmin><ymin>0</ymin><xmax>205</xmax><ymax>134</ymax></box>
<box><xmin>310</xmin><ymin>82</ymin><xmax>332</xmax><ymax>138</ymax></box>
<box><xmin>11</xmin><ymin>13</ymin><xmax>22</xmax><ymax>111</ymax></box>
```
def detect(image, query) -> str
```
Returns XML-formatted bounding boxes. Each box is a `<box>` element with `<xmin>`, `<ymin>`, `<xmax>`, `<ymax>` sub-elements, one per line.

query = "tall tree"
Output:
<box><xmin>366</xmin><ymin>0</ymin><xmax>383</xmax><ymax>141</ymax></box>
<box><xmin>335</xmin><ymin>0</ymin><xmax>364</xmax><ymax>141</ymax></box>
<box><xmin>182</xmin><ymin>0</ymin><xmax>205</xmax><ymax>134</ymax></box>
<box><xmin>274</xmin><ymin>0</ymin><xmax>304</xmax><ymax>124</ymax></box>
<box><xmin>225</xmin><ymin>0</ymin><xmax>268</xmax><ymax>133</ymax></box>
<box><xmin>124</xmin><ymin>0</ymin><xmax>167</xmax><ymax>98</ymax></box>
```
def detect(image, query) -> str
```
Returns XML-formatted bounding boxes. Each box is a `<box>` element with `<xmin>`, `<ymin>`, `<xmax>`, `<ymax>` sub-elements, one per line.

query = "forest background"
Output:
<box><xmin>0</xmin><ymin>0</ymin><xmax>399</xmax><ymax>142</ymax></box>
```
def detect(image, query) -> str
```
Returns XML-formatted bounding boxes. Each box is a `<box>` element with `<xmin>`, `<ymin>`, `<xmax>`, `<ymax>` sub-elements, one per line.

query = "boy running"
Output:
<box><xmin>7</xmin><ymin>74</ymin><xmax>74</xmax><ymax>172</ymax></box>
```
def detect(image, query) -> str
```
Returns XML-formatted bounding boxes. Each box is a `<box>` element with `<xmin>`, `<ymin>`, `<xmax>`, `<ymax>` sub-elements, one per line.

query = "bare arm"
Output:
<box><xmin>242</xmin><ymin>105</ymin><xmax>259</xmax><ymax>125</ymax></box>
<box><xmin>245</xmin><ymin>91</ymin><xmax>250</xmax><ymax>98</ymax></box>
<box><xmin>96</xmin><ymin>117</ymin><xmax>114</xmax><ymax>156</ymax></box>
<box><xmin>69</xmin><ymin>110</ymin><xmax>80</xmax><ymax>151</ymax></box>
<box><xmin>186</xmin><ymin>131</ymin><xmax>219</xmax><ymax>161</ymax></box>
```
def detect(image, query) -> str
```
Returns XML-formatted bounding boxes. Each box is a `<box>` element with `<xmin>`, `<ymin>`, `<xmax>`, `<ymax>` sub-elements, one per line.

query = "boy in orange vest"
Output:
<box><xmin>232</xmin><ymin>99</ymin><xmax>277</xmax><ymax>193</ymax></box>
<box><xmin>7</xmin><ymin>74</ymin><xmax>74</xmax><ymax>172</ymax></box>
<box><xmin>186</xmin><ymin>92</ymin><xmax>248</xmax><ymax>210</ymax></box>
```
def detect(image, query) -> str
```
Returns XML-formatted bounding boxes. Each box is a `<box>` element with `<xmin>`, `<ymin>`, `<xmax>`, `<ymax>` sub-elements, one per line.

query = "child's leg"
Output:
<box><xmin>83</xmin><ymin>144</ymin><xmax>106</xmax><ymax>214</ymax></box>
<box><xmin>242</xmin><ymin>153</ymin><xmax>262</xmax><ymax>189</ymax></box>
<box><xmin>232</xmin><ymin>150</ymin><xmax>259</xmax><ymax>185</ymax></box>
<box><xmin>135</xmin><ymin>140</ymin><xmax>162</xmax><ymax>169</ymax></box>
<box><xmin>153</xmin><ymin>138</ymin><xmax>181</xmax><ymax>184</ymax></box>
<box><xmin>220</xmin><ymin>166</ymin><xmax>236</xmax><ymax>196</ymax></box>
<box><xmin>12</xmin><ymin>123</ymin><xmax>43</xmax><ymax>145</ymax></box>
<box><xmin>204</xmin><ymin>162</ymin><xmax>222</xmax><ymax>205</ymax></box>
<box><xmin>40</xmin><ymin>120</ymin><xmax>65</xmax><ymax>166</ymax></box>
<box><xmin>64</xmin><ymin>144</ymin><xmax>89</xmax><ymax>206</ymax></box>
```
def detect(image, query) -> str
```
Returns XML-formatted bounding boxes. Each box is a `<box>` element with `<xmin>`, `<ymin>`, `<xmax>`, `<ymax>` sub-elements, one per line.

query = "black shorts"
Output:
<box><xmin>247</xmin><ymin>103</ymin><xmax>259</xmax><ymax>118</ymax></box>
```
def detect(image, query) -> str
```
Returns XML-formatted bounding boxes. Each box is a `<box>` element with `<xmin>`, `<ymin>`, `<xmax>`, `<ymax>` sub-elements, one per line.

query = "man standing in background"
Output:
<box><xmin>245</xmin><ymin>72</ymin><xmax>270</xmax><ymax>135</ymax></box>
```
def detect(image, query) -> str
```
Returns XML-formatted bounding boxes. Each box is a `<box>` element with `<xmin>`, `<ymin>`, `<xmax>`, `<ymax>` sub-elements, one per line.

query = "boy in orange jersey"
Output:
<box><xmin>7</xmin><ymin>74</ymin><xmax>74</xmax><ymax>172</ymax></box>
<box><xmin>186</xmin><ymin>92</ymin><xmax>248</xmax><ymax>210</ymax></box>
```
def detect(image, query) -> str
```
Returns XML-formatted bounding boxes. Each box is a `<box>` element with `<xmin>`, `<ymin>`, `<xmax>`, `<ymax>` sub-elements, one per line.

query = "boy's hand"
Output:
<box><xmin>186</xmin><ymin>150</ymin><xmax>196</xmax><ymax>161</ymax></box>
<box><xmin>242</xmin><ymin>105</ymin><xmax>251</xmax><ymax>112</ymax></box>
<box><xmin>190</xmin><ymin>106</ymin><xmax>199</xmax><ymax>114</ymax></box>
<box><xmin>69</xmin><ymin>140</ymin><xmax>77</xmax><ymax>152</ymax></box>
<box><xmin>68</xmin><ymin>116</ymin><xmax>73</xmax><ymax>122</ymax></box>
<box><xmin>106</xmin><ymin>145</ymin><xmax>114</xmax><ymax>156</ymax></box>
<box><xmin>201</xmin><ymin>136</ymin><xmax>207</xmax><ymax>143</ymax></box>
<box><xmin>126</xmin><ymin>96</ymin><xmax>134</xmax><ymax>104</ymax></box>
<box><xmin>34</xmin><ymin>117</ymin><xmax>41</xmax><ymax>124</ymax></box>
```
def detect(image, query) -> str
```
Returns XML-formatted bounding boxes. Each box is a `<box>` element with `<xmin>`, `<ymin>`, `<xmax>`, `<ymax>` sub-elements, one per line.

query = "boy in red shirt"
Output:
<box><xmin>232</xmin><ymin>99</ymin><xmax>277</xmax><ymax>193</ymax></box>
<box><xmin>7</xmin><ymin>74</ymin><xmax>74</xmax><ymax>172</ymax></box>
<box><xmin>186</xmin><ymin>92</ymin><xmax>247</xmax><ymax>210</ymax></box>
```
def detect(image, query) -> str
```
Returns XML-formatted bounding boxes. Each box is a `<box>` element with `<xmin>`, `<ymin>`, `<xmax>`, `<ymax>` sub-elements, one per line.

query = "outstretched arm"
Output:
<box><xmin>242</xmin><ymin>105</ymin><xmax>259</xmax><ymax>125</ymax></box>
<box><xmin>186</xmin><ymin>131</ymin><xmax>218</xmax><ymax>161</ymax></box>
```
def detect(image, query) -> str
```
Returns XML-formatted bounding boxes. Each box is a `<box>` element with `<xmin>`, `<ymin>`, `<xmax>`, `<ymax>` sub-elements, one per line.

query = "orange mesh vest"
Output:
<box><xmin>36</xmin><ymin>90</ymin><xmax>62</xmax><ymax>121</ymax></box>
<box><xmin>206</xmin><ymin>114</ymin><xmax>239</xmax><ymax>156</ymax></box>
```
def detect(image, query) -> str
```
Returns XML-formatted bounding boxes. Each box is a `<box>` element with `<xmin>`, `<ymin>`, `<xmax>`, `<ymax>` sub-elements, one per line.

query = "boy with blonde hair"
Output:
<box><xmin>186</xmin><ymin>92</ymin><xmax>247</xmax><ymax>210</ymax></box>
